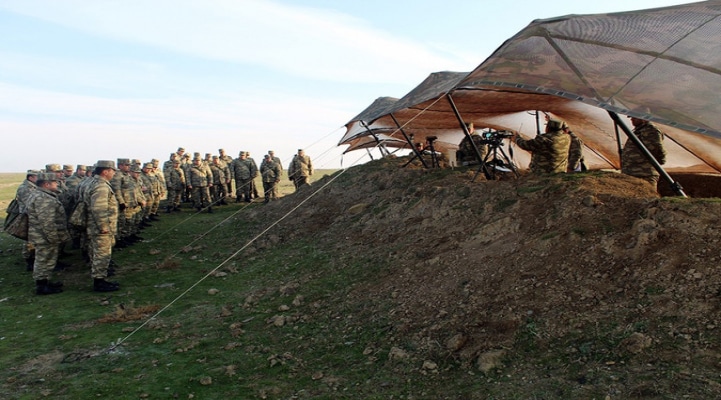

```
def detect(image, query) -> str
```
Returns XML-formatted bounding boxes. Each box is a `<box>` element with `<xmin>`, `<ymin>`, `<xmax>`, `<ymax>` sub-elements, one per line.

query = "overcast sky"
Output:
<box><xmin>0</xmin><ymin>0</ymin><xmax>690</xmax><ymax>172</ymax></box>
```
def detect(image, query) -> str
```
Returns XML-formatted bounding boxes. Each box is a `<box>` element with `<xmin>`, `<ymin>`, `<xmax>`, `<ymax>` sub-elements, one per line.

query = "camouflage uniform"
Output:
<box><xmin>209</xmin><ymin>158</ymin><xmax>226</xmax><ymax>204</ymax></box>
<box><xmin>15</xmin><ymin>172</ymin><xmax>39</xmax><ymax>267</ymax></box>
<box><xmin>456</xmin><ymin>133</ymin><xmax>489</xmax><ymax>165</ymax></box>
<box><xmin>231</xmin><ymin>152</ymin><xmax>257</xmax><ymax>202</ymax></box>
<box><xmin>219</xmin><ymin>149</ymin><xmax>235</xmax><ymax>198</ymax></box>
<box><xmin>260</xmin><ymin>155</ymin><xmax>280</xmax><ymax>203</ymax></box>
<box><xmin>86</xmin><ymin>167</ymin><xmax>119</xmax><ymax>282</ymax></box>
<box><xmin>139</xmin><ymin>163</ymin><xmax>155</xmax><ymax>223</ymax></box>
<box><xmin>269</xmin><ymin>151</ymin><xmax>283</xmax><ymax>199</ymax></box>
<box><xmin>110</xmin><ymin>159</ymin><xmax>132</xmax><ymax>242</ymax></box>
<box><xmin>288</xmin><ymin>150</ymin><xmax>313</xmax><ymax>189</ymax></box>
<box><xmin>621</xmin><ymin>120</ymin><xmax>667</xmax><ymax>185</ymax></box>
<box><xmin>566</xmin><ymin>132</ymin><xmax>586</xmax><ymax>172</ymax></box>
<box><xmin>187</xmin><ymin>158</ymin><xmax>213</xmax><ymax>211</ymax></box>
<box><xmin>515</xmin><ymin>120</ymin><xmax>571</xmax><ymax>174</ymax></box>
<box><xmin>246</xmin><ymin>153</ymin><xmax>260</xmax><ymax>198</ymax></box>
<box><xmin>151</xmin><ymin>159</ymin><xmax>166</xmax><ymax>216</ymax></box>
<box><xmin>126</xmin><ymin>165</ymin><xmax>147</xmax><ymax>238</ymax></box>
<box><xmin>26</xmin><ymin>173</ymin><xmax>70</xmax><ymax>290</ymax></box>
<box><xmin>165</xmin><ymin>161</ymin><xmax>186</xmax><ymax>211</ymax></box>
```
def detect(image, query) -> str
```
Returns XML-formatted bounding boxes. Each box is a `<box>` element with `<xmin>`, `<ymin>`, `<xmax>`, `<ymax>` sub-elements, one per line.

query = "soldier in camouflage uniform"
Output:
<box><xmin>126</xmin><ymin>164</ymin><xmax>147</xmax><ymax>242</ymax></box>
<box><xmin>246</xmin><ymin>152</ymin><xmax>260</xmax><ymax>199</ymax></box>
<box><xmin>149</xmin><ymin>160</ymin><xmax>164</xmax><ymax>220</ymax></box>
<box><xmin>86</xmin><ymin>160</ymin><xmax>120</xmax><ymax>292</ymax></box>
<box><xmin>139</xmin><ymin>163</ymin><xmax>155</xmax><ymax>226</ymax></box>
<box><xmin>65</xmin><ymin>165</ymin><xmax>87</xmax><ymax>249</ymax></box>
<box><xmin>110</xmin><ymin>158</ymin><xmax>132</xmax><ymax>247</ymax></box>
<box><xmin>622</xmin><ymin>116</ymin><xmax>667</xmax><ymax>187</ymax></box>
<box><xmin>260</xmin><ymin>154</ymin><xmax>281</xmax><ymax>203</ymax></box>
<box><xmin>15</xmin><ymin>170</ymin><xmax>39</xmax><ymax>270</ymax></box>
<box><xmin>209</xmin><ymin>156</ymin><xmax>226</xmax><ymax>205</ymax></box>
<box><xmin>26</xmin><ymin>173</ymin><xmax>70</xmax><ymax>295</ymax></box>
<box><xmin>218</xmin><ymin>148</ymin><xmax>234</xmax><ymax>201</ymax></box>
<box><xmin>165</xmin><ymin>159</ymin><xmax>185</xmax><ymax>212</ymax></box>
<box><xmin>231</xmin><ymin>151</ymin><xmax>257</xmax><ymax>202</ymax></box>
<box><xmin>456</xmin><ymin>123</ymin><xmax>488</xmax><ymax>166</ymax></box>
<box><xmin>564</xmin><ymin>125</ymin><xmax>586</xmax><ymax>172</ymax></box>
<box><xmin>288</xmin><ymin>149</ymin><xmax>313</xmax><ymax>190</ymax></box>
<box><xmin>514</xmin><ymin>118</ymin><xmax>571</xmax><ymax>174</ymax></box>
<box><xmin>187</xmin><ymin>156</ymin><xmax>213</xmax><ymax>212</ymax></box>
<box><xmin>268</xmin><ymin>150</ymin><xmax>283</xmax><ymax>200</ymax></box>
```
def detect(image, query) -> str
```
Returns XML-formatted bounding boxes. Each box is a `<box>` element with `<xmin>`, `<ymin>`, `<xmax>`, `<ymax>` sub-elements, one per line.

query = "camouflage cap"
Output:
<box><xmin>546</xmin><ymin>118</ymin><xmax>567</xmax><ymax>131</ymax></box>
<box><xmin>117</xmin><ymin>158</ymin><xmax>130</xmax><ymax>165</ymax></box>
<box><xmin>45</xmin><ymin>164</ymin><xmax>62</xmax><ymax>172</ymax></box>
<box><xmin>76</xmin><ymin>164</ymin><xmax>87</xmax><ymax>170</ymax></box>
<box><xmin>177</xmin><ymin>147</ymin><xmax>185</xmax><ymax>152</ymax></box>
<box><xmin>96</xmin><ymin>160</ymin><xmax>117</xmax><ymax>170</ymax></box>
<box><xmin>37</xmin><ymin>172</ymin><xmax>60</xmax><ymax>182</ymax></box>
<box><xmin>129</xmin><ymin>164</ymin><xmax>142</xmax><ymax>173</ymax></box>
<box><xmin>212</xmin><ymin>155</ymin><xmax>219</xmax><ymax>160</ymax></box>
<box><xmin>142</xmin><ymin>162</ymin><xmax>154</xmax><ymax>169</ymax></box>
<box><xmin>239</xmin><ymin>151</ymin><xmax>246</xmax><ymax>156</ymax></box>
<box><xmin>26</xmin><ymin>169</ymin><xmax>40</xmax><ymax>176</ymax></box>
<box><xmin>219</xmin><ymin>148</ymin><xmax>225</xmax><ymax>152</ymax></box>
<box><xmin>205</xmin><ymin>153</ymin><xmax>211</xmax><ymax>158</ymax></box>
<box><xmin>131</xmin><ymin>159</ymin><xmax>141</xmax><ymax>165</ymax></box>
<box><xmin>63</xmin><ymin>164</ymin><xmax>73</xmax><ymax>171</ymax></box>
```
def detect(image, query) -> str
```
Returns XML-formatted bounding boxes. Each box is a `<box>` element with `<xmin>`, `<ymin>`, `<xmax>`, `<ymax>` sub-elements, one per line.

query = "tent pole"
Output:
<box><xmin>613</xmin><ymin>121</ymin><xmax>623</xmax><ymax>168</ymax></box>
<box><xmin>608</xmin><ymin>111</ymin><xmax>687</xmax><ymax>197</ymax></box>
<box><xmin>446</xmin><ymin>93</ymin><xmax>492</xmax><ymax>179</ymax></box>
<box><xmin>360</xmin><ymin>120</ymin><xmax>389</xmax><ymax>157</ymax></box>
<box><xmin>390</xmin><ymin>113</ymin><xmax>429</xmax><ymax>169</ymax></box>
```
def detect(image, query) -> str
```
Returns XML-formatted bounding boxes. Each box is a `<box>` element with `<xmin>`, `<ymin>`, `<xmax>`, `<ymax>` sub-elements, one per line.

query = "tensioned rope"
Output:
<box><xmin>106</xmin><ymin>95</ymin><xmax>446</xmax><ymax>352</ymax></box>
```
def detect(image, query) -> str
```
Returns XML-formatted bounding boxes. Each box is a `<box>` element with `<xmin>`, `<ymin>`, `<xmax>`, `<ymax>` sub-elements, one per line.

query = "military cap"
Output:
<box><xmin>297</xmin><ymin>149</ymin><xmax>304</xmax><ymax>152</ymax></box>
<box><xmin>546</xmin><ymin>118</ymin><xmax>567</xmax><ymax>131</ymax></box>
<box><xmin>63</xmin><ymin>164</ymin><xmax>73</xmax><ymax>171</ymax></box>
<box><xmin>76</xmin><ymin>164</ymin><xmax>87</xmax><ymax>170</ymax></box>
<box><xmin>45</xmin><ymin>164</ymin><xmax>62</xmax><ymax>172</ymax></box>
<box><xmin>142</xmin><ymin>162</ymin><xmax>153</xmax><ymax>169</ymax></box>
<box><xmin>177</xmin><ymin>147</ymin><xmax>185</xmax><ymax>152</ymax></box>
<box><xmin>268</xmin><ymin>150</ymin><xmax>275</xmax><ymax>154</ymax></box>
<box><xmin>151</xmin><ymin>158</ymin><xmax>159</xmax><ymax>163</ymax></box>
<box><xmin>129</xmin><ymin>164</ymin><xmax>142</xmax><ymax>173</ymax></box>
<box><xmin>173</xmin><ymin>159</ymin><xmax>181</xmax><ymax>164</ymax></box>
<box><xmin>131</xmin><ymin>158</ymin><xmax>141</xmax><ymax>165</ymax></box>
<box><xmin>239</xmin><ymin>151</ymin><xmax>246</xmax><ymax>156</ymax></box>
<box><xmin>183</xmin><ymin>154</ymin><xmax>190</xmax><ymax>158</ymax></box>
<box><xmin>212</xmin><ymin>155</ymin><xmax>218</xmax><ymax>160</ymax></box>
<box><xmin>117</xmin><ymin>158</ymin><xmax>130</xmax><ymax>165</ymax></box>
<box><xmin>37</xmin><ymin>172</ymin><xmax>60</xmax><ymax>182</ymax></box>
<box><xmin>96</xmin><ymin>160</ymin><xmax>117</xmax><ymax>170</ymax></box>
<box><xmin>264</xmin><ymin>154</ymin><xmax>270</xmax><ymax>159</ymax></box>
<box><xmin>26</xmin><ymin>169</ymin><xmax>40</xmax><ymax>176</ymax></box>
<box><xmin>219</xmin><ymin>148</ymin><xmax>225</xmax><ymax>152</ymax></box>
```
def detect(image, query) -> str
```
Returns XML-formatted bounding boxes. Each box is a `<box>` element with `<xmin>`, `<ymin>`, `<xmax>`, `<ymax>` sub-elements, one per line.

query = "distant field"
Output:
<box><xmin>0</xmin><ymin>170</ymin><xmax>338</xmax><ymax>213</ymax></box>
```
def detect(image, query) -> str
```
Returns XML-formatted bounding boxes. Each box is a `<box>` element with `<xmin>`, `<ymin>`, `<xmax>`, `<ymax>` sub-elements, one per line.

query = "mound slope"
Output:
<box><xmin>249</xmin><ymin>157</ymin><xmax>721</xmax><ymax>397</ymax></box>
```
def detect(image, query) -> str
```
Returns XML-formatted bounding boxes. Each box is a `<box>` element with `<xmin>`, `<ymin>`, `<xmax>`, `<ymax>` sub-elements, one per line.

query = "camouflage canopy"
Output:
<box><xmin>341</xmin><ymin>1</ymin><xmax>721</xmax><ymax>173</ymax></box>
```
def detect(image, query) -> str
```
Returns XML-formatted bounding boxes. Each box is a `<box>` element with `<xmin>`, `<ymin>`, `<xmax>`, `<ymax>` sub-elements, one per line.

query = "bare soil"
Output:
<box><xmin>250</xmin><ymin>156</ymin><xmax>721</xmax><ymax>398</ymax></box>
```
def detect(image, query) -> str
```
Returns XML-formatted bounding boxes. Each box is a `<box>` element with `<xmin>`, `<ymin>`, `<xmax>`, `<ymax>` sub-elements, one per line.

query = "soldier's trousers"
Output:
<box><xmin>191</xmin><ymin>186</ymin><xmax>211</xmax><ymax>209</ymax></box>
<box><xmin>32</xmin><ymin>242</ymin><xmax>58</xmax><ymax>281</ymax></box>
<box><xmin>167</xmin><ymin>188</ymin><xmax>182</xmax><ymax>208</ymax></box>
<box><xmin>262</xmin><ymin>181</ymin><xmax>277</xmax><ymax>202</ymax></box>
<box><xmin>88</xmin><ymin>232</ymin><xmax>114</xmax><ymax>279</ymax></box>
<box><xmin>235</xmin><ymin>178</ymin><xmax>252</xmax><ymax>201</ymax></box>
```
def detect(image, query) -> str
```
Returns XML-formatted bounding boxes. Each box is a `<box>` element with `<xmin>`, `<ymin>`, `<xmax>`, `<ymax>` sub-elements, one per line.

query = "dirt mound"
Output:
<box><xmin>248</xmin><ymin>157</ymin><xmax>721</xmax><ymax>396</ymax></box>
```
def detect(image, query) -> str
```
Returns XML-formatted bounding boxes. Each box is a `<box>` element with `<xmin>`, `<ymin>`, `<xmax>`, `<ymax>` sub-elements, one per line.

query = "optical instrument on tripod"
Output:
<box><xmin>473</xmin><ymin>129</ymin><xmax>519</xmax><ymax>181</ymax></box>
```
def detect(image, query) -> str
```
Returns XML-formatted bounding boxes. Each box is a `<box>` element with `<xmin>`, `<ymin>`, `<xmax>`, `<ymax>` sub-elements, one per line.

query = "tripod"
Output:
<box><xmin>425</xmin><ymin>136</ymin><xmax>440</xmax><ymax>168</ymax></box>
<box><xmin>472</xmin><ymin>136</ymin><xmax>519</xmax><ymax>181</ymax></box>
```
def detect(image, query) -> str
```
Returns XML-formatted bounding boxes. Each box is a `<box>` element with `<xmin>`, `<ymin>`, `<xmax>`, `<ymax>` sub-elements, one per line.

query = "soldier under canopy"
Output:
<box><xmin>456</xmin><ymin>122</ymin><xmax>488</xmax><ymax>166</ymax></box>
<box><xmin>513</xmin><ymin>117</ymin><xmax>572</xmax><ymax>174</ymax></box>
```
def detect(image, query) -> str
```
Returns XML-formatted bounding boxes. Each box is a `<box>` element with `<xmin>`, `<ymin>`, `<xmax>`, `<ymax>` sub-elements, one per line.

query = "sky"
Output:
<box><xmin>0</xmin><ymin>0</ymin><xmax>692</xmax><ymax>172</ymax></box>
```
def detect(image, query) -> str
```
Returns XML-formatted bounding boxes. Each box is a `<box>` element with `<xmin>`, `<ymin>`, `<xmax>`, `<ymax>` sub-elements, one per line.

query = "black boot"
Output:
<box><xmin>36</xmin><ymin>279</ymin><xmax>63</xmax><ymax>295</ymax></box>
<box><xmin>207</xmin><ymin>206</ymin><xmax>213</xmax><ymax>213</ymax></box>
<box><xmin>93</xmin><ymin>278</ymin><xmax>120</xmax><ymax>292</ymax></box>
<box><xmin>26</xmin><ymin>258</ymin><xmax>34</xmax><ymax>272</ymax></box>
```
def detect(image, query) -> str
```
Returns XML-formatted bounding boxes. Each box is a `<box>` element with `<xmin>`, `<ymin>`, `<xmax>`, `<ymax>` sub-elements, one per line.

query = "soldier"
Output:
<box><xmin>110</xmin><ymin>158</ymin><xmax>132</xmax><ymax>247</ymax></box>
<box><xmin>15</xmin><ymin>170</ymin><xmax>39</xmax><ymax>270</ymax></box>
<box><xmin>139</xmin><ymin>163</ymin><xmax>156</xmax><ymax>226</ymax></box>
<box><xmin>288</xmin><ymin>149</ymin><xmax>313</xmax><ymax>190</ymax></box>
<box><xmin>187</xmin><ymin>155</ymin><xmax>213</xmax><ymax>212</ymax></box>
<box><xmin>513</xmin><ymin>118</ymin><xmax>571</xmax><ymax>174</ymax></box>
<box><xmin>126</xmin><ymin>163</ymin><xmax>147</xmax><ymax>242</ymax></box>
<box><xmin>181</xmin><ymin>153</ymin><xmax>192</xmax><ymax>203</ymax></box>
<box><xmin>65</xmin><ymin>165</ymin><xmax>87</xmax><ymax>192</ymax></box>
<box><xmin>564</xmin><ymin>125</ymin><xmax>586</xmax><ymax>172</ymax></box>
<box><xmin>268</xmin><ymin>150</ymin><xmax>283</xmax><ymax>199</ymax></box>
<box><xmin>165</xmin><ymin>159</ymin><xmax>186</xmax><ymax>212</ymax></box>
<box><xmin>218</xmin><ymin>148</ymin><xmax>234</xmax><ymax>199</ymax></box>
<box><xmin>622</xmin><ymin>116</ymin><xmax>667</xmax><ymax>188</ymax></box>
<box><xmin>149</xmin><ymin>160</ymin><xmax>165</xmax><ymax>220</ymax></box>
<box><xmin>86</xmin><ymin>160</ymin><xmax>120</xmax><ymax>292</ymax></box>
<box><xmin>260</xmin><ymin>154</ymin><xmax>281</xmax><ymax>203</ymax></box>
<box><xmin>246</xmin><ymin>152</ymin><xmax>260</xmax><ymax>199</ymax></box>
<box><xmin>26</xmin><ymin>173</ymin><xmax>70</xmax><ymax>295</ymax></box>
<box><xmin>231</xmin><ymin>151</ymin><xmax>257</xmax><ymax>202</ymax></box>
<box><xmin>209</xmin><ymin>156</ymin><xmax>226</xmax><ymax>205</ymax></box>
<box><xmin>456</xmin><ymin>122</ymin><xmax>488</xmax><ymax>166</ymax></box>
<box><xmin>65</xmin><ymin>165</ymin><xmax>88</xmax><ymax>249</ymax></box>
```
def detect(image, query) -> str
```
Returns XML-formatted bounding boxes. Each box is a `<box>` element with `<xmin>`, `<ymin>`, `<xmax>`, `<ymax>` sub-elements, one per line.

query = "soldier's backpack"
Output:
<box><xmin>3</xmin><ymin>199</ymin><xmax>29</xmax><ymax>240</ymax></box>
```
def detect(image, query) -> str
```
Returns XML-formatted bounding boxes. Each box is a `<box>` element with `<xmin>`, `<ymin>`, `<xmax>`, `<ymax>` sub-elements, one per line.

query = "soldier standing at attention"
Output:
<box><xmin>209</xmin><ymin>156</ymin><xmax>226</xmax><ymax>205</ymax></box>
<box><xmin>187</xmin><ymin>155</ymin><xmax>213</xmax><ymax>212</ymax></box>
<box><xmin>288</xmin><ymin>149</ymin><xmax>313</xmax><ymax>190</ymax></box>
<box><xmin>622</xmin><ymin>115</ymin><xmax>667</xmax><ymax>188</ymax></box>
<box><xmin>26</xmin><ymin>172</ymin><xmax>70</xmax><ymax>295</ymax></box>
<box><xmin>15</xmin><ymin>170</ymin><xmax>39</xmax><ymax>270</ymax></box>
<box><xmin>232</xmin><ymin>151</ymin><xmax>257</xmax><ymax>203</ymax></box>
<box><xmin>86</xmin><ymin>160</ymin><xmax>120</xmax><ymax>292</ymax></box>
<box><xmin>268</xmin><ymin>150</ymin><xmax>283</xmax><ymax>199</ymax></box>
<box><xmin>513</xmin><ymin>118</ymin><xmax>571</xmax><ymax>174</ymax></box>
<box><xmin>260</xmin><ymin>154</ymin><xmax>281</xmax><ymax>203</ymax></box>
<box><xmin>165</xmin><ymin>159</ymin><xmax>185</xmax><ymax>212</ymax></box>
<box><xmin>110</xmin><ymin>158</ymin><xmax>131</xmax><ymax>247</ymax></box>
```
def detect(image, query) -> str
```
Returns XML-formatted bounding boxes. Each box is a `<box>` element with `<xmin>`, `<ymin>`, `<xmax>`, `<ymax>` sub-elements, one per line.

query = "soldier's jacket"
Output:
<box><xmin>231</xmin><ymin>158</ymin><xmax>257</xmax><ymax>180</ymax></box>
<box><xmin>15</xmin><ymin>179</ymin><xmax>37</xmax><ymax>213</ymax></box>
<box><xmin>219</xmin><ymin>155</ymin><xmax>235</xmax><ymax>180</ymax></box>
<box><xmin>621</xmin><ymin>121</ymin><xmax>666</xmax><ymax>179</ymax></box>
<box><xmin>140</xmin><ymin>173</ymin><xmax>155</xmax><ymax>202</ymax></box>
<box><xmin>288</xmin><ymin>155</ymin><xmax>313</xmax><ymax>179</ymax></box>
<box><xmin>209</xmin><ymin>164</ymin><xmax>226</xmax><ymax>185</ymax></box>
<box><xmin>86</xmin><ymin>176</ymin><xmax>119</xmax><ymax>235</ymax></box>
<box><xmin>187</xmin><ymin>164</ymin><xmax>212</xmax><ymax>187</ymax></box>
<box><xmin>567</xmin><ymin>132</ymin><xmax>585</xmax><ymax>171</ymax></box>
<box><xmin>26</xmin><ymin>187</ymin><xmax>70</xmax><ymax>245</ymax></box>
<box><xmin>126</xmin><ymin>175</ymin><xmax>146</xmax><ymax>208</ymax></box>
<box><xmin>57</xmin><ymin>179</ymin><xmax>74</xmax><ymax>215</ymax></box>
<box><xmin>65</xmin><ymin>173</ymin><xmax>84</xmax><ymax>194</ymax></box>
<box><xmin>271</xmin><ymin>156</ymin><xmax>283</xmax><ymax>172</ymax></box>
<box><xmin>110</xmin><ymin>170</ymin><xmax>131</xmax><ymax>207</ymax></box>
<box><xmin>149</xmin><ymin>172</ymin><xmax>163</xmax><ymax>197</ymax></box>
<box><xmin>166</xmin><ymin>167</ymin><xmax>186</xmax><ymax>190</ymax></box>
<box><xmin>260</xmin><ymin>159</ymin><xmax>280</xmax><ymax>182</ymax></box>
<box><xmin>457</xmin><ymin>134</ymin><xmax>489</xmax><ymax>163</ymax></box>
<box><xmin>515</xmin><ymin>130</ymin><xmax>572</xmax><ymax>174</ymax></box>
